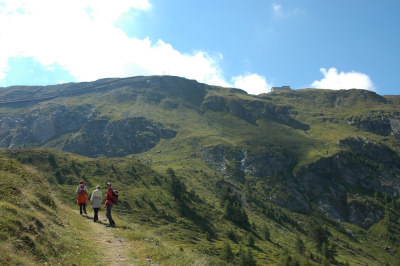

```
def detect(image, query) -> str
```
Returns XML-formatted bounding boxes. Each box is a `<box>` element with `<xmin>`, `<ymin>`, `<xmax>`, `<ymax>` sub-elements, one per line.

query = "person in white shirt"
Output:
<box><xmin>90</xmin><ymin>185</ymin><xmax>102</xmax><ymax>222</ymax></box>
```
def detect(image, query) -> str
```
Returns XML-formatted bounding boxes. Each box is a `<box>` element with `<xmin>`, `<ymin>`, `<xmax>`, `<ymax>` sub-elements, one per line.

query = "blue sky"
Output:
<box><xmin>0</xmin><ymin>0</ymin><xmax>399</xmax><ymax>95</ymax></box>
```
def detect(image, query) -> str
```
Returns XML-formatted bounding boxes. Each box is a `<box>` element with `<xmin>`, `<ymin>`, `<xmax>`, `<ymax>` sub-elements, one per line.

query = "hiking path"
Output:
<box><xmin>76</xmin><ymin>211</ymin><xmax>133</xmax><ymax>266</ymax></box>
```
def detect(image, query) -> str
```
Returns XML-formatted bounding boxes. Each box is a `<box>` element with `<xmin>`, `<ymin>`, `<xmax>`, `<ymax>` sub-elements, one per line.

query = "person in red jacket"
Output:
<box><xmin>105</xmin><ymin>182</ymin><xmax>115</xmax><ymax>227</ymax></box>
<box><xmin>77</xmin><ymin>181</ymin><xmax>88</xmax><ymax>215</ymax></box>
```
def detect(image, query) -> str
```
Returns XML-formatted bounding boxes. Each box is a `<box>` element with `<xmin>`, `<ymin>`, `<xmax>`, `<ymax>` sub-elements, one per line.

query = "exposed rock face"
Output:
<box><xmin>347</xmin><ymin>197</ymin><xmax>384</xmax><ymax>229</ymax></box>
<box><xmin>347</xmin><ymin>111</ymin><xmax>400</xmax><ymax>140</ymax></box>
<box><xmin>347</xmin><ymin>115</ymin><xmax>392</xmax><ymax>136</ymax></box>
<box><xmin>201</xmin><ymin>144</ymin><xmax>314</xmax><ymax>212</ymax></box>
<box><xmin>0</xmin><ymin>104</ymin><xmax>176</xmax><ymax>157</ymax></box>
<box><xmin>270</xmin><ymin>186</ymin><xmax>311</xmax><ymax>213</ymax></box>
<box><xmin>390</xmin><ymin>118</ymin><xmax>400</xmax><ymax>140</ymax></box>
<box><xmin>337</xmin><ymin>137</ymin><xmax>399</xmax><ymax>166</ymax></box>
<box><xmin>292</xmin><ymin>137</ymin><xmax>400</xmax><ymax>228</ymax></box>
<box><xmin>62</xmin><ymin>117</ymin><xmax>176</xmax><ymax>157</ymax></box>
<box><xmin>0</xmin><ymin>105</ymin><xmax>96</xmax><ymax>148</ymax></box>
<box><xmin>201</xmin><ymin>145</ymin><xmax>293</xmax><ymax>178</ymax></box>
<box><xmin>201</xmin><ymin>96</ymin><xmax>309</xmax><ymax>130</ymax></box>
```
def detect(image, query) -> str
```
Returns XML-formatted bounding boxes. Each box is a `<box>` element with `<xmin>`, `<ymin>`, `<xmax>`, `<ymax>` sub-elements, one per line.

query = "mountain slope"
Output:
<box><xmin>1</xmin><ymin>76</ymin><xmax>400</xmax><ymax>264</ymax></box>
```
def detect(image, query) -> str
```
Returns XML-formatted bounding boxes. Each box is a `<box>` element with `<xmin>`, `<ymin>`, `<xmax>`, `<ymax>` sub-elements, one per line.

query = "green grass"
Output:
<box><xmin>0</xmin><ymin>151</ymin><xmax>228</xmax><ymax>265</ymax></box>
<box><xmin>0</xmin><ymin>155</ymin><xmax>104</xmax><ymax>265</ymax></box>
<box><xmin>1</xmin><ymin>148</ymin><xmax>399</xmax><ymax>265</ymax></box>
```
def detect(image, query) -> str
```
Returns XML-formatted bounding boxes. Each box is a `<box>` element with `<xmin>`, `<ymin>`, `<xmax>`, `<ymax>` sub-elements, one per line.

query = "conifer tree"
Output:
<box><xmin>247</xmin><ymin>233</ymin><xmax>255</xmax><ymax>247</ymax></box>
<box><xmin>263</xmin><ymin>225</ymin><xmax>270</xmax><ymax>241</ymax></box>
<box><xmin>238</xmin><ymin>246</ymin><xmax>256</xmax><ymax>266</ymax></box>
<box><xmin>221</xmin><ymin>242</ymin><xmax>234</xmax><ymax>262</ymax></box>
<box><xmin>295</xmin><ymin>235</ymin><xmax>306</xmax><ymax>254</ymax></box>
<box><xmin>309</xmin><ymin>224</ymin><xmax>329</xmax><ymax>252</ymax></box>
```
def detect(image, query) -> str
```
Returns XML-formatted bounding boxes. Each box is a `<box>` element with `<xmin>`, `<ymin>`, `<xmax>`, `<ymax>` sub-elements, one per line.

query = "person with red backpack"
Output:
<box><xmin>77</xmin><ymin>181</ymin><xmax>88</xmax><ymax>215</ymax></box>
<box><xmin>105</xmin><ymin>182</ymin><xmax>117</xmax><ymax>227</ymax></box>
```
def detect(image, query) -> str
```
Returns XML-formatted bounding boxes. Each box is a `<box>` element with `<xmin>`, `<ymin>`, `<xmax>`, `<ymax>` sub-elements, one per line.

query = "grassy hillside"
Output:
<box><xmin>0</xmin><ymin>151</ymin><xmax>227</xmax><ymax>265</ymax></box>
<box><xmin>0</xmin><ymin>154</ymin><xmax>105</xmax><ymax>265</ymax></box>
<box><xmin>1</xmin><ymin>148</ymin><xmax>399</xmax><ymax>265</ymax></box>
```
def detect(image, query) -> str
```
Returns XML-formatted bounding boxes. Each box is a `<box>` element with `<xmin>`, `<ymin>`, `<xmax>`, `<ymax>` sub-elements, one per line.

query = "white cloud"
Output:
<box><xmin>232</xmin><ymin>73</ymin><xmax>272</xmax><ymax>95</ymax></box>
<box><xmin>0</xmin><ymin>0</ymin><xmax>230</xmax><ymax>87</ymax></box>
<box><xmin>272</xmin><ymin>3</ymin><xmax>301</xmax><ymax>18</ymax></box>
<box><xmin>272</xmin><ymin>3</ymin><xmax>282</xmax><ymax>16</ymax></box>
<box><xmin>312</xmin><ymin>67</ymin><xmax>375</xmax><ymax>91</ymax></box>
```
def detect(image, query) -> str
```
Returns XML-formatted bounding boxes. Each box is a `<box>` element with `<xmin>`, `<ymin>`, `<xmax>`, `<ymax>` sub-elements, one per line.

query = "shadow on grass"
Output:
<box><xmin>177</xmin><ymin>199</ymin><xmax>216</xmax><ymax>238</ymax></box>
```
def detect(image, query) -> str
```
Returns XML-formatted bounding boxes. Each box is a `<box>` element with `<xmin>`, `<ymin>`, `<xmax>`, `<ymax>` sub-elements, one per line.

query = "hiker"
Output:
<box><xmin>90</xmin><ymin>185</ymin><xmax>102</xmax><ymax>222</ymax></box>
<box><xmin>105</xmin><ymin>182</ymin><xmax>116</xmax><ymax>227</ymax></box>
<box><xmin>76</xmin><ymin>181</ymin><xmax>88</xmax><ymax>215</ymax></box>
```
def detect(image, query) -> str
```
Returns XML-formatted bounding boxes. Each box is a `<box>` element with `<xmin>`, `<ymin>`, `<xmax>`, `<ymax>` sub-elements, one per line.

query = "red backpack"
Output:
<box><xmin>78</xmin><ymin>184</ymin><xmax>86</xmax><ymax>194</ymax></box>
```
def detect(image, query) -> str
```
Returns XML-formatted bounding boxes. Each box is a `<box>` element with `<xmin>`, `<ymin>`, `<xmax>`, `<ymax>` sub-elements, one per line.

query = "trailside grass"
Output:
<box><xmin>0</xmin><ymin>155</ymin><xmax>102</xmax><ymax>265</ymax></box>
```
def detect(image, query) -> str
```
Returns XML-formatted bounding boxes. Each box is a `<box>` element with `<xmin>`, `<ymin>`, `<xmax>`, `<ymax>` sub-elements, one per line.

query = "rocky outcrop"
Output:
<box><xmin>62</xmin><ymin>117</ymin><xmax>176</xmax><ymax>157</ymax></box>
<box><xmin>337</xmin><ymin>137</ymin><xmax>400</xmax><ymax>166</ymax></box>
<box><xmin>0</xmin><ymin>104</ymin><xmax>176</xmax><ymax>157</ymax></box>
<box><xmin>347</xmin><ymin>197</ymin><xmax>384</xmax><ymax>229</ymax></box>
<box><xmin>0</xmin><ymin>104</ymin><xmax>96</xmax><ymax>148</ymax></box>
<box><xmin>269</xmin><ymin>186</ymin><xmax>311</xmax><ymax>213</ymax></box>
<box><xmin>292</xmin><ymin>137</ymin><xmax>400</xmax><ymax>228</ymax></box>
<box><xmin>201</xmin><ymin>144</ymin><xmax>313</xmax><ymax>212</ymax></box>
<box><xmin>201</xmin><ymin>145</ymin><xmax>293</xmax><ymax>178</ymax></box>
<box><xmin>347</xmin><ymin>111</ymin><xmax>400</xmax><ymax>140</ymax></box>
<box><xmin>390</xmin><ymin>118</ymin><xmax>400</xmax><ymax>140</ymax></box>
<box><xmin>201</xmin><ymin>96</ymin><xmax>309</xmax><ymax>130</ymax></box>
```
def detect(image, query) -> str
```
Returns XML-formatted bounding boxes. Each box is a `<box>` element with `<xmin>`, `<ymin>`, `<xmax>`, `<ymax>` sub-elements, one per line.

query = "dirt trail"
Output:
<box><xmin>79</xmin><ymin>212</ymin><xmax>133</xmax><ymax>265</ymax></box>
